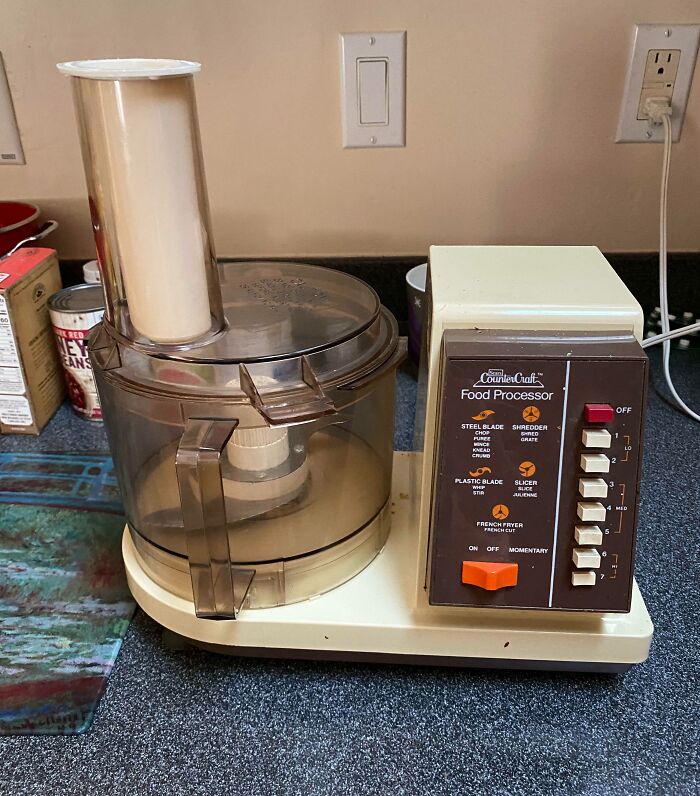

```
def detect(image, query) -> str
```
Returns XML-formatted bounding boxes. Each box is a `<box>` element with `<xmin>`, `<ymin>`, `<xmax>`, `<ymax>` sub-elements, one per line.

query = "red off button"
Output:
<box><xmin>584</xmin><ymin>403</ymin><xmax>614</xmax><ymax>423</ymax></box>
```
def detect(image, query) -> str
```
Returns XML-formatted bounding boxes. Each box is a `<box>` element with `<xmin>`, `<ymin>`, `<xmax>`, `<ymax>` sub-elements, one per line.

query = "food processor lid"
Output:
<box><xmin>90</xmin><ymin>262</ymin><xmax>400</xmax><ymax>411</ymax></box>
<box><xmin>188</xmin><ymin>262</ymin><xmax>381</xmax><ymax>363</ymax></box>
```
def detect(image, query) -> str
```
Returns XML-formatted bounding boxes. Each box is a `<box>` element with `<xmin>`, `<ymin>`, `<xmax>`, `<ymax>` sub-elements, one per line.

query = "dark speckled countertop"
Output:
<box><xmin>1</xmin><ymin>349</ymin><xmax>699</xmax><ymax>796</ymax></box>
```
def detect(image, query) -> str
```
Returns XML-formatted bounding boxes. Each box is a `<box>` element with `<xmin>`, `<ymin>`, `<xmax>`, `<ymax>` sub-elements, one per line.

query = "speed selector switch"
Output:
<box><xmin>577</xmin><ymin>501</ymin><xmax>607</xmax><ymax>522</ymax></box>
<box><xmin>580</xmin><ymin>453</ymin><xmax>611</xmax><ymax>473</ymax></box>
<box><xmin>572</xmin><ymin>548</ymin><xmax>601</xmax><ymax>569</ymax></box>
<box><xmin>582</xmin><ymin>428</ymin><xmax>612</xmax><ymax>449</ymax></box>
<box><xmin>579</xmin><ymin>477</ymin><xmax>608</xmax><ymax>498</ymax></box>
<box><xmin>461</xmin><ymin>561</ymin><xmax>518</xmax><ymax>591</ymax></box>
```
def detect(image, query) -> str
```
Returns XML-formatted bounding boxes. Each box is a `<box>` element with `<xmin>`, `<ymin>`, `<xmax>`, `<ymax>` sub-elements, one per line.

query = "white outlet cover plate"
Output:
<box><xmin>616</xmin><ymin>23</ymin><xmax>700</xmax><ymax>143</ymax></box>
<box><xmin>340</xmin><ymin>31</ymin><xmax>406</xmax><ymax>148</ymax></box>
<box><xmin>0</xmin><ymin>53</ymin><xmax>25</xmax><ymax>164</ymax></box>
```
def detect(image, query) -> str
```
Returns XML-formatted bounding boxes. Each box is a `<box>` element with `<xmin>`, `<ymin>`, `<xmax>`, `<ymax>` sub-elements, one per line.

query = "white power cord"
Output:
<box><xmin>643</xmin><ymin>320</ymin><xmax>700</xmax><ymax>347</ymax></box>
<box><xmin>639</xmin><ymin>97</ymin><xmax>700</xmax><ymax>422</ymax></box>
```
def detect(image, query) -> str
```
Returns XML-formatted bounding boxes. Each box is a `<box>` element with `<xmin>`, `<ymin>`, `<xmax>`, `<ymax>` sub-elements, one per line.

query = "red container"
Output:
<box><xmin>0</xmin><ymin>202</ymin><xmax>42</xmax><ymax>256</ymax></box>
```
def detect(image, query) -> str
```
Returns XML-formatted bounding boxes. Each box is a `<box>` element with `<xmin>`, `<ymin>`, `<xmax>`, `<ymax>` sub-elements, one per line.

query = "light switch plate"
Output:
<box><xmin>0</xmin><ymin>53</ymin><xmax>25</xmax><ymax>164</ymax></box>
<box><xmin>616</xmin><ymin>24</ymin><xmax>700</xmax><ymax>143</ymax></box>
<box><xmin>340</xmin><ymin>31</ymin><xmax>406</xmax><ymax>148</ymax></box>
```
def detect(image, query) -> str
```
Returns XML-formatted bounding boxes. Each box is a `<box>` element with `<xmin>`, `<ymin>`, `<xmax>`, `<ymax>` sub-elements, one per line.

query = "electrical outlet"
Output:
<box><xmin>616</xmin><ymin>24</ymin><xmax>700</xmax><ymax>143</ymax></box>
<box><xmin>0</xmin><ymin>53</ymin><xmax>25</xmax><ymax>164</ymax></box>
<box><xmin>636</xmin><ymin>49</ymin><xmax>680</xmax><ymax>119</ymax></box>
<box><xmin>643</xmin><ymin>49</ymin><xmax>681</xmax><ymax>84</ymax></box>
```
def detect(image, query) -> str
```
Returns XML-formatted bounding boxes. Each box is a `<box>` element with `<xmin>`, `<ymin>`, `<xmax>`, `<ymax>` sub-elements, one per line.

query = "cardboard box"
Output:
<box><xmin>0</xmin><ymin>247</ymin><xmax>65</xmax><ymax>434</ymax></box>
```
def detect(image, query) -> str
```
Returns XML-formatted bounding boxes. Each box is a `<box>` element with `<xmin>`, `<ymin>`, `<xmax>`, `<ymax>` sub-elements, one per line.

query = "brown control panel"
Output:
<box><xmin>428</xmin><ymin>329</ymin><xmax>647</xmax><ymax>613</ymax></box>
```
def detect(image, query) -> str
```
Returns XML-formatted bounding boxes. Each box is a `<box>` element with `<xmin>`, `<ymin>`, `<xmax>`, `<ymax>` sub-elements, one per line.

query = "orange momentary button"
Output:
<box><xmin>461</xmin><ymin>561</ymin><xmax>519</xmax><ymax>591</ymax></box>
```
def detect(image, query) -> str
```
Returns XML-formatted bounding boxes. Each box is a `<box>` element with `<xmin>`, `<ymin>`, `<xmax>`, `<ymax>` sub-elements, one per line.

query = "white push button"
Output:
<box><xmin>358</xmin><ymin>58</ymin><xmax>388</xmax><ymax>125</ymax></box>
<box><xmin>577</xmin><ymin>501</ymin><xmax>607</xmax><ymax>522</ymax></box>
<box><xmin>582</xmin><ymin>428</ymin><xmax>612</xmax><ymax>449</ymax></box>
<box><xmin>572</xmin><ymin>570</ymin><xmax>597</xmax><ymax>586</ymax></box>
<box><xmin>580</xmin><ymin>453</ymin><xmax>610</xmax><ymax>473</ymax></box>
<box><xmin>579</xmin><ymin>477</ymin><xmax>608</xmax><ymax>498</ymax></box>
<box><xmin>572</xmin><ymin>547</ymin><xmax>601</xmax><ymax>569</ymax></box>
<box><xmin>575</xmin><ymin>524</ymin><xmax>603</xmax><ymax>545</ymax></box>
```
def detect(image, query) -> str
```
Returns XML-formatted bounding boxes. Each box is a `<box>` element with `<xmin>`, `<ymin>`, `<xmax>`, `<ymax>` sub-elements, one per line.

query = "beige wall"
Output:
<box><xmin>2</xmin><ymin>0</ymin><xmax>700</xmax><ymax>258</ymax></box>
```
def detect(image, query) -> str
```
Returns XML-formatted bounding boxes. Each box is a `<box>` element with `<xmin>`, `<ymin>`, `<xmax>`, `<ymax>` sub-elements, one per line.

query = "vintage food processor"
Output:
<box><xmin>60</xmin><ymin>59</ymin><xmax>654</xmax><ymax>672</ymax></box>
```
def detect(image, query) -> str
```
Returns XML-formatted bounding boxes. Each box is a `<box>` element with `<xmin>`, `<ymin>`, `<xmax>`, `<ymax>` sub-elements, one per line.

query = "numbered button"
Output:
<box><xmin>580</xmin><ymin>453</ymin><xmax>610</xmax><ymax>473</ymax></box>
<box><xmin>572</xmin><ymin>570</ymin><xmax>597</xmax><ymax>587</ymax></box>
<box><xmin>579</xmin><ymin>477</ymin><xmax>608</xmax><ymax>498</ymax></box>
<box><xmin>577</xmin><ymin>501</ymin><xmax>606</xmax><ymax>522</ymax></box>
<box><xmin>575</xmin><ymin>525</ymin><xmax>603</xmax><ymax>545</ymax></box>
<box><xmin>572</xmin><ymin>547</ymin><xmax>601</xmax><ymax>569</ymax></box>
<box><xmin>582</xmin><ymin>428</ymin><xmax>612</xmax><ymax>449</ymax></box>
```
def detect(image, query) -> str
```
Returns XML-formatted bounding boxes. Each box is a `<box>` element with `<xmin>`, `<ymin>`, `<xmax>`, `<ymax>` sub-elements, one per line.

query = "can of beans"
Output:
<box><xmin>48</xmin><ymin>284</ymin><xmax>104</xmax><ymax>421</ymax></box>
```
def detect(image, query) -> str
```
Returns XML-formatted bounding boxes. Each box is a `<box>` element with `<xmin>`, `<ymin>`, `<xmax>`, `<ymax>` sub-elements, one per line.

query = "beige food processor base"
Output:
<box><xmin>123</xmin><ymin>452</ymin><xmax>653</xmax><ymax>672</ymax></box>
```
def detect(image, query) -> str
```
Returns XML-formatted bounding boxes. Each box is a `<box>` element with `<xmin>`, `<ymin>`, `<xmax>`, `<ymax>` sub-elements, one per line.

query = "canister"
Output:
<box><xmin>48</xmin><ymin>284</ymin><xmax>104</xmax><ymax>420</ymax></box>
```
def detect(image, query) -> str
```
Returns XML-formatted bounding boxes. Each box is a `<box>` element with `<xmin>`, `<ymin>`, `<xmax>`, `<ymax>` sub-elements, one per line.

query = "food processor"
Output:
<box><xmin>60</xmin><ymin>58</ymin><xmax>654</xmax><ymax>672</ymax></box>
